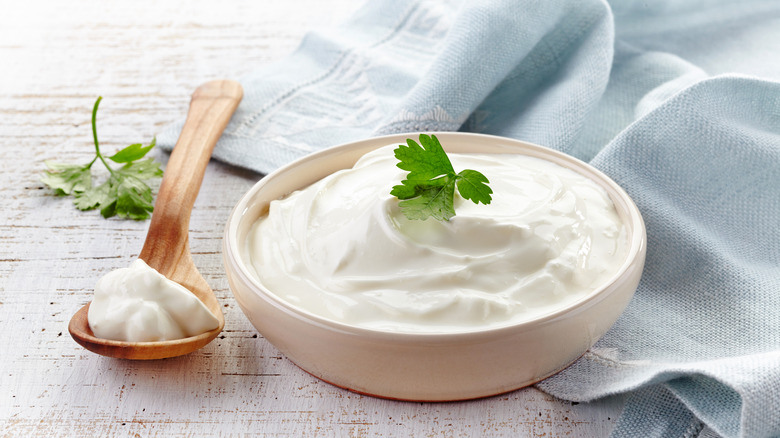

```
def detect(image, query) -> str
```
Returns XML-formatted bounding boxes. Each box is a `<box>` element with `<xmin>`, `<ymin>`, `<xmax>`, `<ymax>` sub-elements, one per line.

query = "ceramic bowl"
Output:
<box><xmin>223</xmin><ymin>132</ymin><xmax>646</xmax><ymax>401</ymax></box>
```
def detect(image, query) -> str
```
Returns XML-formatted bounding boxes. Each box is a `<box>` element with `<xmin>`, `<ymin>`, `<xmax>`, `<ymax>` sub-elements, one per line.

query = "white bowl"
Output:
<box><xmin>223</xmin><ymin>132</ymin><xmax>646</xmax><ymax>401</ymax></box>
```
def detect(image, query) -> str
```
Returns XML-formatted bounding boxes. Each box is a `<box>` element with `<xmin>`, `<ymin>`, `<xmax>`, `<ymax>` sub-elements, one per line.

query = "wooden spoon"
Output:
<box><xmin>68</xmin><ymin>79</ymin><xmax>243</xmax><ymax>360</ymax></box>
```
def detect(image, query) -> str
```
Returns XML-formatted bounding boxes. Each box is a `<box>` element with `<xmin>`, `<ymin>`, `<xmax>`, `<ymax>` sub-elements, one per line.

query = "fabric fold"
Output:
<box><xmin>538</xmin><ymin>75</ymin><xmax>780</xmax><ymax>438</ymax></box>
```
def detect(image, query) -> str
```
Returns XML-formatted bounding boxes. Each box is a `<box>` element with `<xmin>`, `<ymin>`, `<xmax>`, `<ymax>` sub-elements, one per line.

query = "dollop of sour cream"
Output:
<box><xmin>245</xmin><ymin>146</ymin><xmax>627</xmax><ymax>333</ymax></box>
<box><xmin>87</xmin><ymin>259</ymin><xmax>220</xmax><ymax>342</ymax></box>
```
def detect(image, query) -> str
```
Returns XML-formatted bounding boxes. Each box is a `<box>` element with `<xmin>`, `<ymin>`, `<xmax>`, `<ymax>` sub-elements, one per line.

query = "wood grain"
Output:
<box><xmin>0</xmin><ymin>0</ymin><xmax>624</xmax><ymax>436</ymax></box>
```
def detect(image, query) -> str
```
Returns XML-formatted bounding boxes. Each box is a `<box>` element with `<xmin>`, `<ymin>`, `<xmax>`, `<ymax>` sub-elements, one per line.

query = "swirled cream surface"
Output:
<box><xmin>245</xmin><ymin>146</ymin><xmax>627</xmax><ymax>333</ymax></box>
<box><xmin>88</xmin><ymin>259</ymin><xmax>220</xmax><ymax>342</ymax></box>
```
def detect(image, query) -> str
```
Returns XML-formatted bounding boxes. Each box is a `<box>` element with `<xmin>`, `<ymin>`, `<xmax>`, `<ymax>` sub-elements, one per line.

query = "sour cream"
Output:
<box><xmin>88</xmin><ymin>259</ymin><xmax>220</xmax><ymax>342</ymax></box>
<box><xmin>245</xmin><ymin>146</ymin><xmax>627</xmax><ymax>333</ymax></box>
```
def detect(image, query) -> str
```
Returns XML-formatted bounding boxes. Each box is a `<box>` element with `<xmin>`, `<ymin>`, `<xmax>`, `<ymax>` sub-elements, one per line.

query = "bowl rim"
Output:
<box><xmin>224</xmin><ymin>132</ymin><xmax>646</xmax><ymax>342</ymax></box>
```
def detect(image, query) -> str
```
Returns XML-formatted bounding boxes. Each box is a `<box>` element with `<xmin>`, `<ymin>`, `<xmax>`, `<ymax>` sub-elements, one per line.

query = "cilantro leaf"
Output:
<box><xmin>391</xmin><ymin>134</ymin><xmax>492</xmax><ymax>221</ymax></box>
<box><xmin>41</xmin><ymin>96</ymin><xmax>162</xmax><ymax>220</ymax></box>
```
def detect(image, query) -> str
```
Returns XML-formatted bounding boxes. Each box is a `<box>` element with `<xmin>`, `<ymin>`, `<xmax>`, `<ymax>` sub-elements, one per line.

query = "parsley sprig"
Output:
<box><xmin>391</xmin><ymin>134</ymin><xmax>493</xmax><ymax>221</ymax></box>
<box><xmin>41</xmin><ymin>97</ymin><xmax>163</xmax><ymax>220</ymax></box>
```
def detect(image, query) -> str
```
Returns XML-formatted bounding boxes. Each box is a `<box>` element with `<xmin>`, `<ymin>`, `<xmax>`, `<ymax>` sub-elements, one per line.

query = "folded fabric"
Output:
<box><xmin>158</xmin><ymin>1</ymin><xmax>780</xmax><ymax>436</ymax></box>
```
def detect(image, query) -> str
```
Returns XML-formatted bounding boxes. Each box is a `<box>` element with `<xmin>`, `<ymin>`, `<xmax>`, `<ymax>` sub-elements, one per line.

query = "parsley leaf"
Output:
<box><xmin>397</xmin><ymin>180</ymin><xmax>456</xmax><ymax>221</ymax></box>
<box><xmin>108</xmin><ymin>137</ymin><xmax>156</xmax><ymax>163</ymax></box>
<box><xmin>41</xmin><ymin>162</ymin><xmax>92</xmax><ymax>195</ymax></box>
<box><xmin>391</xmin><ymin>134</ymin><xmax>492</xmax><ymax>221</ymax></box>
<box><xmin>393</xmin><ymin>134</ymin><xmax>454</xmax><ymax>181</ymax></box>
<box><xmin>456</xmin><ymin>169</ymin><xmax>493</xmax><ymax>205</ymax></box>
<box><xmin>116</xmin><ymin>158</ymin><xmax>163</xmax><ymax>180</ymax></box>
<box><xmin>41</xmin><ymin>96</ymin><xmax>163</xmax><ymax>220</ymax></box>
<box><xmin>116</xmin><ymin>175</ymin><xmax>155</xmax><ymax>220</ymax></box>
<box><xmin>73</xmin><ymin>179</ymin><xmax>112</xmax><ymax>211</ymax></box>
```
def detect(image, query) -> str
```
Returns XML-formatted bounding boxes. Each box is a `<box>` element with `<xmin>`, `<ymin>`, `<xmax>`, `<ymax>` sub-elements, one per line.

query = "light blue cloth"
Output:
<box><xmin>158</xmin><ymin>1</ymin><xmax>780</xmax><ymax>436</ymax></box>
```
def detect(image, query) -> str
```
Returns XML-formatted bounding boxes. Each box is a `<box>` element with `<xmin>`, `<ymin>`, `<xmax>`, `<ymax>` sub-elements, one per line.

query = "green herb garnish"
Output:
<box><xmin>41</xmin><ymin>96</ymin><xmax>163</xmax><ymax>220</ymax></box>
<box><xmin>391</xmin><ymin>134</ymin><xmax>493</xmax><ymax>221</ymax></box>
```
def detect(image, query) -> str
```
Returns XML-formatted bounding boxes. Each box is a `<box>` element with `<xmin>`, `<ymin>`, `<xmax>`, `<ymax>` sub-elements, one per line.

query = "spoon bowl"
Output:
<box><xmin>69</xmin><ymin>79</ymin><xmax>243</xmax><ymax>360</ymax></box>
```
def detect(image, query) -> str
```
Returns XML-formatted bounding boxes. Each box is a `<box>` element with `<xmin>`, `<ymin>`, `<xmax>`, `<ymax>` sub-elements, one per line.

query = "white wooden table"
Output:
<box><xmin>0</xmin><ymin>1</ymin><xmax>625</xmax><ymax>435</ymax></box>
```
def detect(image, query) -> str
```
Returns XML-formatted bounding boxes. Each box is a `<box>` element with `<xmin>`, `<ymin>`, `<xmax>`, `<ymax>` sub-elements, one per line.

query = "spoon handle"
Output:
<box><xmin>140</xmin><ymin>79</ymin><xmax>243</xmax><ymax>272</ymax></box>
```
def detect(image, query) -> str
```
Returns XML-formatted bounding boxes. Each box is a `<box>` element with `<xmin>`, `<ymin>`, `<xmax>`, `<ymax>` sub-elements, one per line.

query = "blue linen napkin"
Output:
<box><xmin>158</xmin><ymin>1</ymin><xmax>780</xmax><ymax>436</ymax></box>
